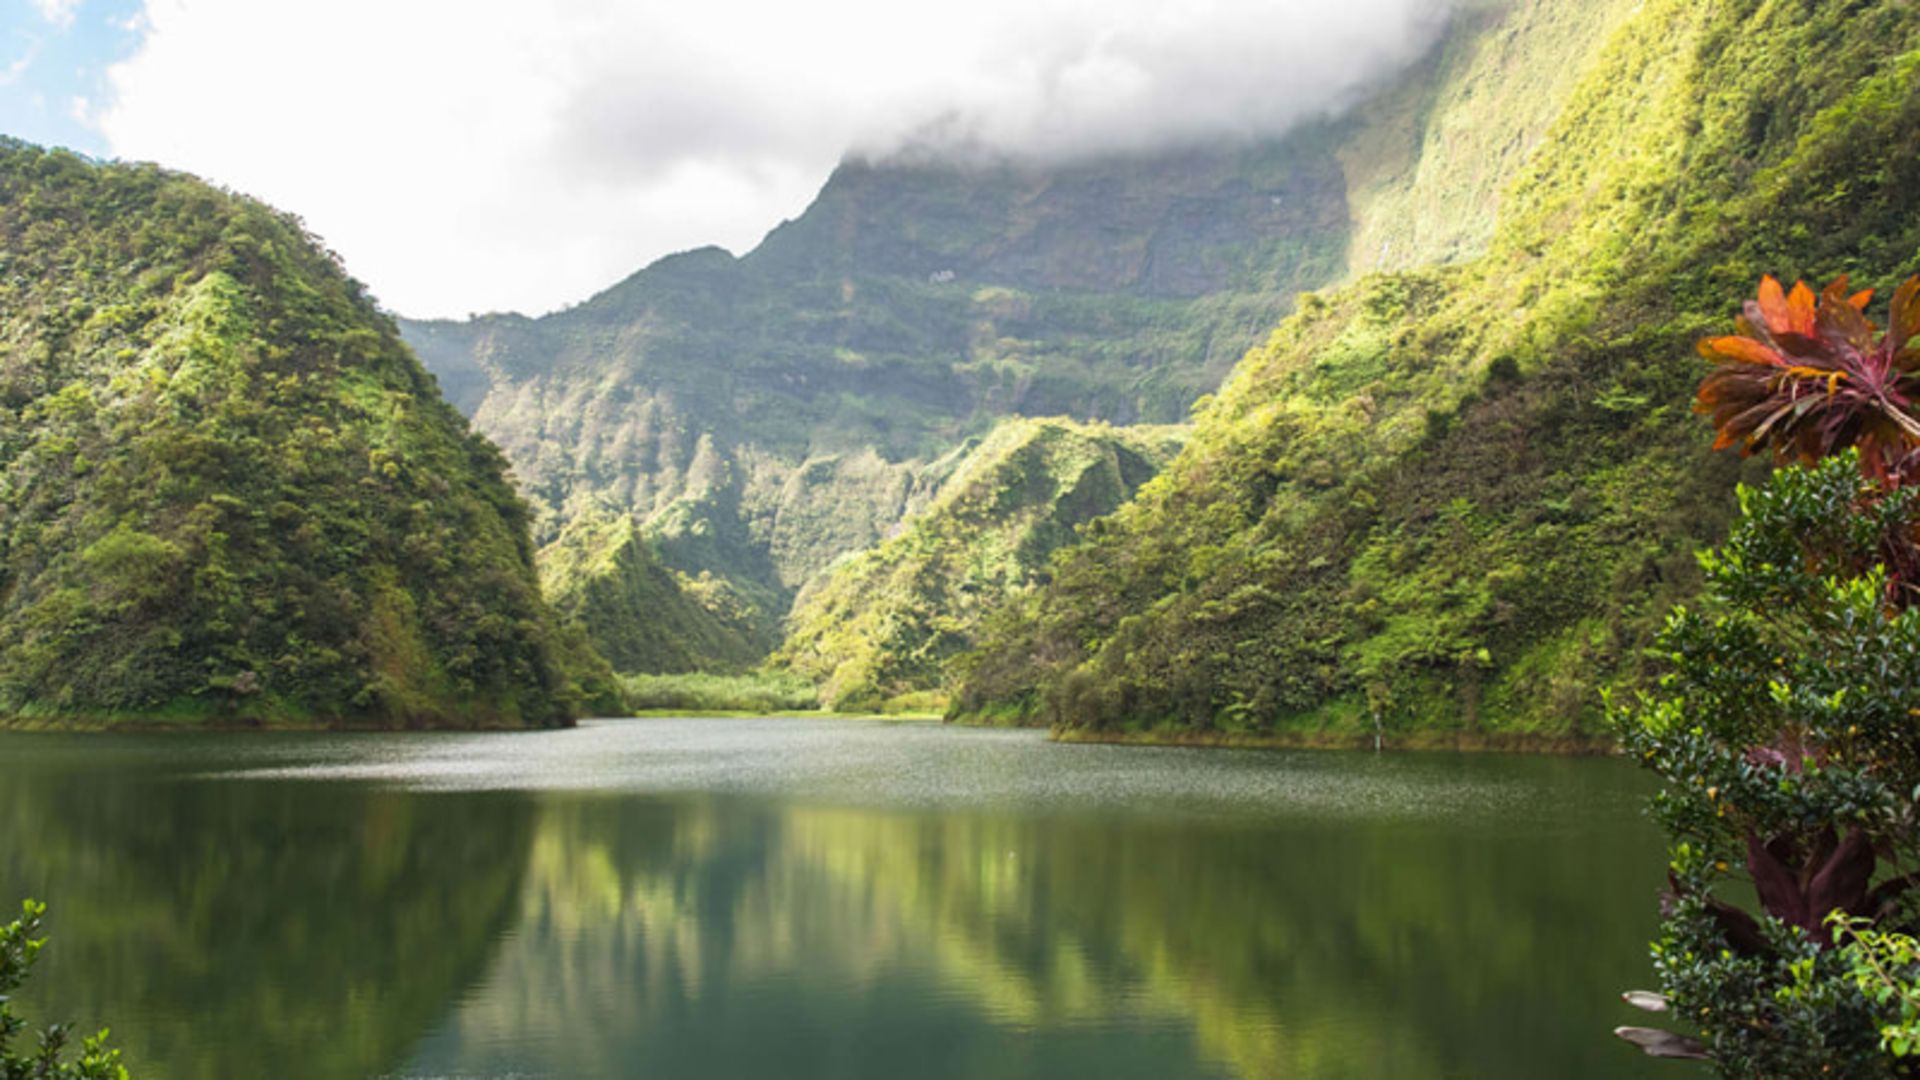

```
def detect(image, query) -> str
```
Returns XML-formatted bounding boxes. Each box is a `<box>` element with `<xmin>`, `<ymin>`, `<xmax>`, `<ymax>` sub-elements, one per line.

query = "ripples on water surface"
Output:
<box><xmin>0</xmin><ymin>718</ymin><xmax>1667</xmax><ymax>1078</ymax></box>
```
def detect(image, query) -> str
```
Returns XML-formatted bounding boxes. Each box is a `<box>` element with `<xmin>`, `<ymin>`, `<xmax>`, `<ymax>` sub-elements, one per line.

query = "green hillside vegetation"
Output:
<box><xmin>400</xmin><ymin>134</ymin><xmax>1356</xmax><ymax>658</ymax></box>
<box><xmin>539</xmin><ymin>508</ymin><xmax>773</xmax><ymax>674</ymax></box>
<box><xmin>954</xmin><ymin>0</ymin><xmax>1920</xmax><ymax>744</ymax></box>
<box><xmin>0</xmin><ymin>141</ymin><xmax>616</xmax><ymax>728</ymax></box>
<box><xmin>401</xmin><ymin>0</ymin><xmax>1644</xmax><ymax>678</ymax></box>
<box><xmin>775</xmin><ymin>418</ymin><xmax>1183</xmax><ymax>712</ymax></box>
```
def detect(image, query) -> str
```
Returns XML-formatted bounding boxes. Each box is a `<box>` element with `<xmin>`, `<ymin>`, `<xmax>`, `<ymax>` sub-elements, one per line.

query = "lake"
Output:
<box><xmin>0</xmin><ymin>717</ymin><xmax>1673</xmax><ymax>1078</ymax></box>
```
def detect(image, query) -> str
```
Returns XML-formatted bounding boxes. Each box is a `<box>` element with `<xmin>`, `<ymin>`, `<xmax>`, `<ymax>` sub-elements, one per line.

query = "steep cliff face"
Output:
<box><xmin>0</xmin><ymin>142</ymin><xmax>613</xmax><ymax>727</ymax></box>
<box><xmin>400</xmin><ymin>0</ymin><xmax>1667</xmax><ymax>681</ymax></box>
<box><xmin>774</xmin><ymin>418</ymin><xmax>1183</xmax><ymax>711</ymax></box>
<box><xmin>955</xmin><ymin>0</ymin><xmax>1920</xmax><ymax>740</ymax></box>
<box><xmin>400</xmin><ymin>134</ymin><xmax>1355</xmax><ymax>663</ymax></box>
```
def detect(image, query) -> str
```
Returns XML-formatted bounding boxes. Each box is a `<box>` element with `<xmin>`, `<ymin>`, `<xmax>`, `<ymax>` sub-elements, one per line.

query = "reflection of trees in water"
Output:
<box><xmin>436</xmin><ymin>783</ymin><xmax>1657</xmax><ymax>1080</ymax></box>
<box><xmin>0</xmin><ymin>770</ymin><xmax>534</xmax><ymax>1080</ymax></box>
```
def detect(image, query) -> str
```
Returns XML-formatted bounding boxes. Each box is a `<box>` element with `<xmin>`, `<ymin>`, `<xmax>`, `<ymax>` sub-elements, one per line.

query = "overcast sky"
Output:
<box><xmin>3</xmin><ymin>0</ymin><xmax>1455</xmax><ymax>318</ymax></box>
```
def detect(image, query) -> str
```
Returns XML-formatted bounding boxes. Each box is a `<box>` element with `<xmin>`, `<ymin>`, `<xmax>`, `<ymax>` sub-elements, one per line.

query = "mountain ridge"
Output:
<box><xmin>0</xmin><ymin>140</ymin><xmax>616</xmax><ymax>727</ymax></box>
<box><xmin>952</xmin><ymin>0</ymin><xmax>1920</xmax><ymax>740</ymax></box>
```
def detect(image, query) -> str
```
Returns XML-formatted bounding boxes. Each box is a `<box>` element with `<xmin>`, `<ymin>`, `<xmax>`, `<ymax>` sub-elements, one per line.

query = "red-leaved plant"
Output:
<box><xmin>1619</xmin><ymin>274</ymin><xmax>1920</xmax><ymax>1063</ymax></box>
<box><xmin>1696</xmin><ymin>274</ymin><xmax>1920</xmax><ymax>485</ymax></box>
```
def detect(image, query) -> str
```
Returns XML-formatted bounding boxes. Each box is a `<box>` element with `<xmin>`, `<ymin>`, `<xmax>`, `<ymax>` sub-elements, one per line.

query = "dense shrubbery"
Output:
<box><xmin>620</xmin><ymin>671</ymin><xmax>819</xmax><ymax>713</ymax></box>
<box><xmin>540</xmin><ymin>508</ymin><xmax>775</xmax><ymax>676</ymax></box>
<box><xmin>0</xmin><ymin>141</ymin><xmax>614</xmax><ymax>727</ymax></box>
<box><xmin>1</xmin><ymin>900</ymin><xmax>127</xmax><ymax>1079</ymax></box>
<box><xmin>401</xmin><ymin>115</ymin><xmax>1356</xmax><ymax>655</ymax></box>
<box><xmin>774</xmin><ymin>418</ymin><xmax>1181</xmax><ymax>711</ymax></box>
<box><xmin>1614</xmin><ymin>278</ymin><xmax>1920</xmax><ymax>1073</ymax></box>
<box><xmin>953</xmin><ymin>0</ymin><xmax>1920</xmax><ymax>742</ymax></box>
<box><xmin>1614</xmin><ymin>456</ymin><xmax>1920</xmax><ymax>1073</ymax></box>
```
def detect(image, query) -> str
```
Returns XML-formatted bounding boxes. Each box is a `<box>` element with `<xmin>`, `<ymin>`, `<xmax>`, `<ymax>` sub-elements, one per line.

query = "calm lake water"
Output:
<box><xmin>0</xmin><ymin>718</ymin><xmax>1674</xmax><ymax>1079</ymax></box>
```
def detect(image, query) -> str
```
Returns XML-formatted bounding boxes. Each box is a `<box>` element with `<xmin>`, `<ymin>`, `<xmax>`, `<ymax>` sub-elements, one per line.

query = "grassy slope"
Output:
<box><xmin>773</xmin><ymin>417</ymin><xmax>1183</xmax><ymax>710</ymax></box>
<box><xmin>0</xmin><ymin>142</ymin><xmax>618</xmax><ymax>727</ymax></box>
<box><xmin>539</xmin><ymin>508</ymin><xmax>775</xmax><ymax>674</ymax></box>
<box><xmin>955</xmin><ymin>0</ymin><xmax>1920</xmax><ymax>742</ymax></box>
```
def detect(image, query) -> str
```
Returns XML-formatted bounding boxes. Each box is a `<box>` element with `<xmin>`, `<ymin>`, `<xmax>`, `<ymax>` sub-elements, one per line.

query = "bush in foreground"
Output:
<box><xmin>1615</xmin><ymin>276</ymin><xmax>1920</xmax><ymax>1074</ymax></box>
<box><xmin>1</xmin><ymin>899</ymin><xmax>128</xmax><ymax>1079</ymax></box>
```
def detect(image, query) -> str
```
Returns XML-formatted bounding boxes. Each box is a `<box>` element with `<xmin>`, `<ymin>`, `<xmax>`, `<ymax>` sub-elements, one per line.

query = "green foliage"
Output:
<box><xmin>540</xmin><ymin>508</ymin><xmax>775</xmax><ymax>675</ymax></box>
<box><xmin>619</xmin><ymin>671</ymin><xmax>819</xmax><ymax>713</ymax></box>
<box><xmin>0</xmin><ymin>141</ymin><xmax>610</xmax><ymax>727</ymax></box>
<box><xmin>1</xmin><ymin>900</ymin><xmax>128</xmax><ymax>1080</ymax></box>
<box><xmin>1825</xmin><ymin>914</ymin><xmax>1920</xmax><ymax>1059</ymax></box>
<box><xmin>955</xmin><ymin>0</ymin><xmax>1920</xmax><ymax>740</ymax></box>
<box><xmin>1614</xmin><ymin>456</ymin><xmax>1920</xmax><ymax>1076</ymax></box>
<box><xmin>402</xmin><ymin>127</ymin><xmax>1357</xmax><ymax>655</ymax></box>
<box><xmin>773</xmin><ymin>418</ymin><xmax>1181</xmax><ymax>711</ymax></box>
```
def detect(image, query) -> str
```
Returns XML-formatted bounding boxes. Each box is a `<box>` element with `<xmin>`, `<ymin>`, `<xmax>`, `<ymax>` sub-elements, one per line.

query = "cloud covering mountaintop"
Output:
<box><xmin>94</xmin><ymin>0</ymin><xmax>1455</xmax><ymax>316</ymax></box>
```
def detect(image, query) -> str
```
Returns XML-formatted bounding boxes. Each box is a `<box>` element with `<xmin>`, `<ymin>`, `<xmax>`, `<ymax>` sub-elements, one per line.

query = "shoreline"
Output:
<box><xmin>1047</xmin><ymin>727</ymin><xmax>1620</xmax><ymax>756</ymax></box>
<box><xmin>620</xmin><ymin>709</ymin><xmax>944</xmax><ymax>722</ymax></box>
<box><xmin>3</xmin><ymin>712</ymin><xmax>1612</xmax><ymax>754</ymax></box>
<box><xmin>0</xmin><ymin>710</ymin><xmax>948</xmax><ymax>733</ymax></box>
<box><xmin>0</xmin><ymin>713</ymin><xmax>563</xmax><ymax>734</ymax></box>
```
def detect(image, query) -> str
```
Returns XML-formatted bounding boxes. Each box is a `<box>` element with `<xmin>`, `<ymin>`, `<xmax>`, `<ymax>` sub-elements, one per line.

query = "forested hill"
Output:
<box><xmin>400</xmin><ymin>141</ymin><xmax>1349</xmax><ymax>652</ymax></box>
<box><xmin>398</xmin><ymin>0</ymin><xmax>1620</xmax><ymax>677</ymax></box>
<box><xmin>953</xmin><ymin>0</ymin><xmax>1920</xmax><ymax>743</ymax></box>
<box><xmin>0</xmin><ymin>142</ymin><xmax>617</xmax><ymax>728</ymax></box>
<box><xmin>775</xmin><ymin>418</ymin><xmax>1184</xmax><ymax>712</ymax></box>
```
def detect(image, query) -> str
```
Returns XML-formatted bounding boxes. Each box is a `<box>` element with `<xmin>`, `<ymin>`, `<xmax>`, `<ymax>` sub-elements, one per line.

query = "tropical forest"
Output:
<box><xmin>3</xmin><ymin>0</ymin><xmax>1920</xmax><ymax>1075</ymax></box>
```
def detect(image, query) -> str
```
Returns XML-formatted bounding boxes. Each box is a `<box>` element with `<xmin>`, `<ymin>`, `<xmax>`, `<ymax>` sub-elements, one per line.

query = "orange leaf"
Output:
<box><xmin>1698</xmin><ymin>336</ymin><xmax>1783</xmax><ymax>366</ymax></box>
<box><xmin>1892</xmin><ymin>276</ymin><xmax>1920</xmax><ymax>352</ymax></box>
<box><xmin>1849</xmin><ymin>289</ymin><xmax>1875</xmax><ymax>311</ymax></box>
<box><xmin>1787</xmin><ymin>280</ymin><xmax>1817</xmax><ymax>336</ymax></box>
<box><xmin>1757</xmin><ymin>275</ymin><xmax>1790</xmax><ymax>334</ymax></box>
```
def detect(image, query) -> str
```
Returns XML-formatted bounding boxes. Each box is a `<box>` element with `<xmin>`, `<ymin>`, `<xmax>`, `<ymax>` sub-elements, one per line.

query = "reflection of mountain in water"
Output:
<box><xmin>0</xmin><ymin>728</ymin><xmax>1660</xmax><ymax>1079</ymax></box>
<box><xmin>408</xmin><ymin>779</ymin><xmax>1657</xmax><ymax>1080</ymax></box>
<box><xmin>0</xmin><ymin>760</ymin><xmax>534</xmax><ymax>1080</ymax></box>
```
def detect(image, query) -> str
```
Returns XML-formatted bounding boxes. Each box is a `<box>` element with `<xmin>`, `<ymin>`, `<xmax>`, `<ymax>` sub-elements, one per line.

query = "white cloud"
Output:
<box><xmin>0</xmin><ymin>40</ymin><xmax>38</xmax><ymax>85</ymax></box>
<box><xmin>32</xmin><ymin>0</ymin><xmax>81</xmax><ymax>30</ymax></box>
<box><xmin>95</xmin><ymin>0</ymin><xmax>1452</xmax><ymax>318</ymax></box>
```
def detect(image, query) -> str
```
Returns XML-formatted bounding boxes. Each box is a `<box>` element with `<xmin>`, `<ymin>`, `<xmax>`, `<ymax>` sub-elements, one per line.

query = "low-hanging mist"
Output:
<box><xmin>92</xmin><ymin>0</ymin><xmax>1458</xmax><ymax>316</ymax></box>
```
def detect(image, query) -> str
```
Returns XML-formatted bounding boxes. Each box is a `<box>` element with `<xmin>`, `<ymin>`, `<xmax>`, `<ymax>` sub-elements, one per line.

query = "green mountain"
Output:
<box><xmin>539</xmin><ymin>508</ymin><xmax>773</xmax><ymax>674</ymax></box>
<box><xmin>400</xmin><ymin>133</ymin><xmax>1358</xmax><ymax>666</ymax></box>
<box><xmin>0</xmin><ymin>141</ymin><xmax>615</xmax><ymax>727</ymax></box>
<box><xmin>953</xmin><ymin>0</ymin><xmax>1920</xmax><ymax>743</ymax></box>
<box><xmin>774</xmin><ymin>418</ymin><xmax>1183</xmax><ymax>711</ymax></box>
<box><xmin>400</xmin><ymin>0</ymin><xmax>1628</xmax><ymax>681</ymax></box>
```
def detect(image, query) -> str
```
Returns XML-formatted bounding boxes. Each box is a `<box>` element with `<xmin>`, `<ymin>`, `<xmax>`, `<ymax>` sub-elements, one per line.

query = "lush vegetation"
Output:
<box><xmin>540</xmin><ymin>508</ymin><xmax>774</xmax><ymax>675</ymax></box>
<box><xmin>400</xmin><ymin>118</ymin><xmax>1365</xmax><ymax>655</ymax></box>
<box><xmin>1</xmin><ymin>900</ymin><xmax>126</xmax><ymax>1079</ymax></box>
<box><xmin>401</xmin><ymin>0</ymin><xmax>1636</xmax><ymax>681</ymax></box>
<box><xmin>620</xmin><ymin>671</ymin><xmax>819</xmax><ymax>713</ymax></box>
<box><xmin>1611</xmin><ymin>276</ymin><xmax>1920</xmax><ymax>1074</ymax></box>
<box><xmin>774</xmin><ymin>418</ymin><xmax>1181</xmax><ymax>711</ymax></box>
<box><xmin>0</xmin><ymin>142</ymin><xmax>615</xmax><ymax>727</ymax></box>
<box><xmin>1615</xmin><ymin>454</ymin><xmax>1920</xmax><ymax>1073</ymax></box>
<box><xmin>953</xmin><ymin>0</ymin><xmax>1920</xmax><ymax>743</ymax></box>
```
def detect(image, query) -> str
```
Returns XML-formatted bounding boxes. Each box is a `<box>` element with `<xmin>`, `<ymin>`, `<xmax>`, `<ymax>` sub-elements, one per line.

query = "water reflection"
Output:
<box><xmin>0</xmin><ymin>737</ymin><xmax>533</xmax><ymax>1079</ymax></box>
<box><xmin>0</xmin><ymin>723</ymin><xmax>1664</xmax><ymax>1079</ymax></box>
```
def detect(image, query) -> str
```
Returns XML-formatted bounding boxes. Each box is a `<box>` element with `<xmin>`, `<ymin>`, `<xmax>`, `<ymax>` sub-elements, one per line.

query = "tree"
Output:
<box><xmin>1614</xmin><ymin>275</ymin><xmax>1920</xmax><ymax>1075</ymax></box>
<box><xmin>1</xmin><ymin>899</ymin><xmax>129</xmax><ymax>1080</ymax></box>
